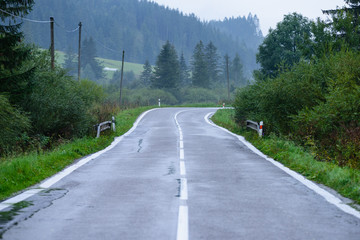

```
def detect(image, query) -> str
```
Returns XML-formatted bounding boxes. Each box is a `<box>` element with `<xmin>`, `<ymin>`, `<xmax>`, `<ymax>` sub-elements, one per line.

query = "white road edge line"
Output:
<box><xmin>204</xmin><ymin>111</ymin><xmax>360</xmax><ymax>220</ymax></box>
<box><xmin>0</xmin><ymin>108</ymin><xmax>159</xmax><ymax>212</ymax></box>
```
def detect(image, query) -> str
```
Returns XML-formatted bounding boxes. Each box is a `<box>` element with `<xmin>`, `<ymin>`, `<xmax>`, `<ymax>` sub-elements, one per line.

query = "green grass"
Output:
<box><xmin>212</xmin><ymin>109</ymin><xmax>360</xmax><ymax>205</ymax></box>
<box><xmin>55</xmin><ymin>50</ymin><xmax>144</xmax><ymax>79</ymax></box>
<box><xmin>0</xmin><ymin>106</ymin><xmax>154</xmax><ymax>201</ymax></box>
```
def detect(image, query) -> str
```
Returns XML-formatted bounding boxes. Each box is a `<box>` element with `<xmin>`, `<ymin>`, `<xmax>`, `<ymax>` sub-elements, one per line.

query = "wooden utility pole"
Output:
<box><xmin>226</xmin><ymin>54</ymin><xmax>230</xmax><ymax>101</ymax></box>
<box><xmin>50</xmin><ymin>17</ymin><xmax>55</xmax><ymax>70</ymax></box>
<box><xmin>119</xmin><ymin>50</ymin><xmax>125</xmax><ymax>106</ymax></box>
<box><xmin>78</xmin><ymin>22</ymin><xmax>82</xmax><ymax>81</ymax></box>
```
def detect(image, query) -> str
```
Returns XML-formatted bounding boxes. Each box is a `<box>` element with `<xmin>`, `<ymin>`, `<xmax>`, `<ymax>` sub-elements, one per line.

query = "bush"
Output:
<box><xmin>181</xmin><ymin>87</ymin><xmax>227</xmax><ymax>104</ymax></box>
<box><xmin>0</xmin><ymin>95</ymin><xmax>30</xmax><ymax>154</ymax></box>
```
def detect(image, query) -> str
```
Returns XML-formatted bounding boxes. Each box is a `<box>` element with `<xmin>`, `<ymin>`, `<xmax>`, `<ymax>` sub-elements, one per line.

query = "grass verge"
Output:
<box><xmin>0</xmin><ymin>106</ymin><xmax>154</xmax><ymax>201</ymax></box>
<box><xmin>212</xmin><ymin>109</ymin><xmax>360</xmax><ymax>205</ymax></box>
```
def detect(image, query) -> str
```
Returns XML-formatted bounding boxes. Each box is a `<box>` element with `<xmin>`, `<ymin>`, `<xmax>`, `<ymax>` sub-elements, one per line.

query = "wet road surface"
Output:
<box><xmin>1</xmin><ymin>108</ymin><xmax>360</xmax><ymax>239</ymax></box>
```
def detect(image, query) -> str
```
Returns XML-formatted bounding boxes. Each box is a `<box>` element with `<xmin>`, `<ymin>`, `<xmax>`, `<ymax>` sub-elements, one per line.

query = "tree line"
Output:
<box><xmin>234</xmin><ymin>0</ymin><xmax>360</xmax><ymax>169</ymax></box>
<box><xmin>22</xmin><ymin>0</ymin><xmax>262</xmax><ymax>77</ymax></box>
<box><xmin>106</xmin><ymin>40</ymin><xmax>245</xmax><ymax>105</ymax></box>
<box><xmin>0</xmin><ymin>1</ymin><xmax>113</xmax><ymax>156</ymax></box>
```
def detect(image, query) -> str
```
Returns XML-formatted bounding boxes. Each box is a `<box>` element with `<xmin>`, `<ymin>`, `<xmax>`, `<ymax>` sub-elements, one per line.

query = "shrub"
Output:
<box><xmin>0</xmin><ymin>95</ymin><xmax>30</xmax><ymax>154</ymax></box>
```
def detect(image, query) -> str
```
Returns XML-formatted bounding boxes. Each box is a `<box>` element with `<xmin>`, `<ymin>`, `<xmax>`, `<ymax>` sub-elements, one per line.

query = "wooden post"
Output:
<box><xmin>226</xmin><ymin>54</ymin><xmax>230</xmax><ymax>101</ymax></box>
<box><xmin>50</xmin><ymin>17</ymin><xmax>55</xmax><ymax>70</ymax></box>
<box><xmin>78</xmin><ymin>22</ymin><xmax>82</xmax><ymax>81</ymax></box>
<box><xmin>119</xmin><ymin>50</ymin><xmax>125</xmax><ymax>107</ymax></box>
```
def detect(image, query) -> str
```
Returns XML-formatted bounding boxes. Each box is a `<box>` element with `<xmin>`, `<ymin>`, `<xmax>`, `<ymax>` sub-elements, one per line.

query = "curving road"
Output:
<box><xmin>1</xmin><ymin>108</ymin><xmax>360</xmax><ymax>239</ymax></box>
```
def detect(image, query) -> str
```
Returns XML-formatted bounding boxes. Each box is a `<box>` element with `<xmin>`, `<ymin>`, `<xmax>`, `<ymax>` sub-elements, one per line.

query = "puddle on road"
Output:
<box><xmin>0</xmin><ymin>188</ymin><xmax>68</xmax><ymax>238</ymax></box>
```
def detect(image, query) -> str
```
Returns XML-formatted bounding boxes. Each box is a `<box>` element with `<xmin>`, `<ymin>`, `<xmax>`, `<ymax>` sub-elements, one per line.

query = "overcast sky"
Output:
<box><xmin>151</xmin><ymin>0</ymin><xmax>346</xmax><ymax>35</ymax></box>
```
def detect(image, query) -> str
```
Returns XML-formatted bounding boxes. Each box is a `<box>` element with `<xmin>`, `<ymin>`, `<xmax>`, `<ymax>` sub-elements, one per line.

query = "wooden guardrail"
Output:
<box><xmin>95</xmin><ymin>116</ymin><xmax>116</xmax><ymax>138</ymax></box>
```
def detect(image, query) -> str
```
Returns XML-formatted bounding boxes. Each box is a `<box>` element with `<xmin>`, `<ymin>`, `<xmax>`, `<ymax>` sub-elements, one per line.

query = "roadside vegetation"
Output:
<box><xmin>234</xmin><ymin>1</ymin><xmax>360</xmax><ymax>170</ymax></box>
<box><xmin>212</xmin><ymin>109</ymin><xmax>360</xmax><ymax>205</ymax></box>
<box><xmin>0</xmin><ymin>106</ymin><xmax>153</xmax><ymax>201</ymax></box>
<box><xmin>228</xmin><ymin>1</ymin><xmax>360</xmax><ymax>203</ymax></box>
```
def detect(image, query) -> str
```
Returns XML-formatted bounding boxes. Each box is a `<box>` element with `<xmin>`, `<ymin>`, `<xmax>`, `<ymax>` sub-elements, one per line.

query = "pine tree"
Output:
<box><xmin>179</xmin><ymin>53</ymin><xmax>190</xmax><ymax>86</ymax></box>
<box><xmin>151</xmin><ymin>41</ymin><xmax>180</xmax><ymax>89</ymax></box>
<box><xmin>205</xmin><ymin>41</ymin><xmax>220</xmax><ymax>85</ymax></box>
<box><xmin>140</xmin><ymin>60</ymin><xmax>152</xmax><ymax>87</ymax></box>
<box><xmin>191</xmin><ymin>41</ymin><xmax>209</xmax><ymax>88</ymax></box>
<box><xmin>0</xmin><ymin>0</ymin><xmax>35</xmax><ymax>103</ymax></box>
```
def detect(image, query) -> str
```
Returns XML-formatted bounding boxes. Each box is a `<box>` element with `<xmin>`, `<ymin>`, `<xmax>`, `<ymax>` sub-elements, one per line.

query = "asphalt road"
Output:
<box><xmin>1</xmin><ymin>108</ymin><xmax>360</xmax><ymax>239</ymax></box>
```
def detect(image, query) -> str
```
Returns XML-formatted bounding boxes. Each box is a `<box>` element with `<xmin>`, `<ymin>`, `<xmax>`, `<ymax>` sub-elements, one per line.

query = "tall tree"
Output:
<box><xmin>0</xmin><ymin>0</ymin><xmax>35</xmax><ymax>104</ymax></box>
<box><xmin>191</xmin><ymin>40</ymin><xmax>209</xmax><ymax>88</ymax></box>
<box><xmin>140</xmin><ymin>60</ymin><xmax>152</xmax><ymax>87</ymax></box>
<box><xmin>205</xmin><ymin>41</ymin><xmax>220</xmax><ymax>85</ymax></box>
<box><xmin>81</xmin><ymin>37</ymin><xmax>104</xmax><ymax>80</ymax></box>
<box><xmin>179</xmin><ymin>52</ymin><xmax>191</xmax><ymax>86</ymax></box>
<box><xmin>231</xmin><ymin>53</ymin><xmax>244</xmax><ymax>86</ymax></box>
<box><xmin>151</xmin><ymin>41</ymin><xmax>180</xmax><ymax>89</ymax></box>
<box><xmin>256</xmin><ymin>13</ymin><xmax>311</xmax><ymax>78</ymax></box>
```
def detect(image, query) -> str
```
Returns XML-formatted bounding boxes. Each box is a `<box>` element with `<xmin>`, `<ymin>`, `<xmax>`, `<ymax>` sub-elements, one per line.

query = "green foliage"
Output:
<box><xmin>0</xmin><ymin>106</ymin><xmax>154</xmax><ymax>201</ymax></box>
<box><xmin>236</xmin><ymin>49</ymin><xmax>360</xmax><ymax>169</ymax></box>
<box><xmin>151</xmin><ymin>41</ymin><xmax>180</xmax><ymax>89</ymax></box>
<box><xmin>181</xmin><ymin>87</ymin><xmax>225</xmax><ymax>104</ymax></box>
<box><xmin>24</xmin><ymin>0</ymin><xmax>262</xmax><ymax>74</ymax></box>
<box><xmin>0</xmin><ymin>95</ymin><xmax>30</xmax><ymax>154</ymax></box>
<box><xmin>256</xmin><ymin>13</ymin><xmax>312</xmax><ymax>77</ymax></box>
<box><xmin>81</xmin><ymin>37</ymin><xmax>105</xmax><ymax>81</ymax></box>
<box><xmin>293</xmin><ymin>51</ymin><xmax>360</xmax><ymax>168</ymax></box>
<box><xmin>191</xmin><ymin>41</ymin><xmax>209</xmax><ymax>88</ymax></box>
<box><xmin>212</xmin><ymin>109</ymin><xmax>360</xmax><ymax>204</ymax></box>
<box><xmin>140</xmin><ymin>60</ymin><xmax>152</xmax><ymax>87</ymax></box>
<box><xmin>124</xmin><ymin>88</ymin><xmax>178</xmax><ymax>106</ymax></box>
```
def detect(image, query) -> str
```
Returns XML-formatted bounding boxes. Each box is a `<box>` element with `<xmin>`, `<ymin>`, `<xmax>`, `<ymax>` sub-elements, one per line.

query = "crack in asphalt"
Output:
<box><xmin>0</xmin><ymin>188</ymin><xmax>69</xmax><ymax>239</ymax></box>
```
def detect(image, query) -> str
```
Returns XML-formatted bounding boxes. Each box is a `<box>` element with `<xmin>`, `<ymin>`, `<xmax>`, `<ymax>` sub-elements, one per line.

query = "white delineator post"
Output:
<box><xmin>259</xmin><ymin>121</ymin><xmax>263</xmax><ymax>137</ymax></box>
<box><xmin>223</xmin><ymin>103</ymin><xmax>225</xmax><ymax>108</ymax></box>
<box><xmin>159</xmin><ymin>99</ymin><xmax>161</xmax><ymax>107</ymax></box>
<box><xmin>112</xmin><ymin>116</ymin><xmax>116</xmax><ymax>132</ymax></box>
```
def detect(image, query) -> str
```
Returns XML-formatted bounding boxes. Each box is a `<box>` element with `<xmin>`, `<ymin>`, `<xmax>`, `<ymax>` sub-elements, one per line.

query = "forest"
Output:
<box><xmin>234</xmin><ymin>0</ymin><xmax>360</xmax><ymax>169</ymax></box>
<box><xmin>0</xmin><ymin>0</ymin><xmax>256</xmax><ymax>156</ymax></box>
<box><xmin>22</xmin><ymin>0</ymin><xmax>263</xmax><ymax>77</ymax></box>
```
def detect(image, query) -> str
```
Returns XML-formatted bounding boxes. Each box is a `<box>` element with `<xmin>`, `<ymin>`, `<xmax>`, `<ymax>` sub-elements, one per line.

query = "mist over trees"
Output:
<box><xmin>22</xmin><ymin>0</ymin><xmax>263</xmax><ymax>77</ymax></box>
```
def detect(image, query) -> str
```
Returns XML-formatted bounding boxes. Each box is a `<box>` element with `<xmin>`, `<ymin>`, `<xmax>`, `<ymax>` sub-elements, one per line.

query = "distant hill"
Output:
<box><xmin>23</xmin><ymin>0</ymin><xmax>263</xmax><ymax>75</ymax></box>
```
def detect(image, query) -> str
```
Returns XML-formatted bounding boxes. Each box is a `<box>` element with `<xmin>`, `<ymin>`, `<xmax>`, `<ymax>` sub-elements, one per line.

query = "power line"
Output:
<box><xmin>54</xmin><ymin>21</ymin><xmax>80</xmax><ymax>33</ymax></box>
<box><xmin>0</xmin><ymin>8</ymin><xmax>51</xmax><ymax>24</ymax></box>
<box><xmin>83</xmin><ymin>27</ymin><xmax>121</xmax><ymax>54</ymax></box>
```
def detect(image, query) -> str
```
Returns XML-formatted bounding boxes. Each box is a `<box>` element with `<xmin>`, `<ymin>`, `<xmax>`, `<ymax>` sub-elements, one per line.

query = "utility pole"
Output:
<box><xmin>78</xmin><ymin>22</ymin><xmax>82</xmax><ymax>81</ymax></box>
<box><xmin>119</xmin><ymin>50</ymin><xmax>125</xmax><ymax>107</ymax></box>
<box><xmin>226</xmin><ymin>54</ymin><xmax>230</xmax><ymax>101</ymax></box>
<box><xmin>50</xmin><ymin>17</ymin><xmax>55</xmax><ymax>70</ymax></box>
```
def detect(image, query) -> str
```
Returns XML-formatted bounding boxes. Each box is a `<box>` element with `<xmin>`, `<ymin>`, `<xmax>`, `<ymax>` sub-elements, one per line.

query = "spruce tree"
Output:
<box><xmin>179</xmin><ymin>53</ymin><xmax>190</xmax><ymax>86</ymax></box>
<box><xmin>151</xmin><ymin>41</ymin><xmax>180</xmax><ymax>89</ymax></box>
<box><xmin>205</xmin><ymin>41</ymin><xmax>220</xmax><ymax>85</ymax></box>
<box><xmin>191</xmin><ymin>41</ymin><xmax>209</xmax><ymax>88</ymax></box>
<box><xmin>0</xmin><ymin>0</ymin><xmax>35</xmax><ymax>103</ymax></box>
<box><xmin>140</xmin><ymin>60</ymin><xmax>152</xmax><ymax>87</ymax></box>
